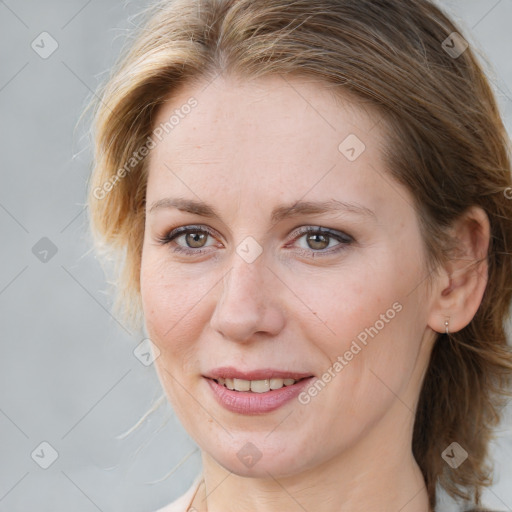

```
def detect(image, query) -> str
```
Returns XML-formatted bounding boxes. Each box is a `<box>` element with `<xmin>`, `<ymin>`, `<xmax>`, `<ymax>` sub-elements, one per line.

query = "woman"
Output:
<box><xmin>87</xmin><ymin>0</ymin><xmax>512</xmax><ymax>510</ymax></box>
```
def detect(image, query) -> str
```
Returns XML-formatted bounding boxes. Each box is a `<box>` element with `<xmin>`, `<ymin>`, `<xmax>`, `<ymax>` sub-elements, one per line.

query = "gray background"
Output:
<box><xmin>0</xmin><ymin>1</ymin><xmax>511</xmax><ymax>511</ymax></box>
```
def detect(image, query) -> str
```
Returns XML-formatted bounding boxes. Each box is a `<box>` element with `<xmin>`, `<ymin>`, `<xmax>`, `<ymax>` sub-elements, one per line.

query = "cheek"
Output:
<box><xmin>293</xmin><ymin>257</ymin><xmax>396</xmax><ymax>344</ymax></box>
<box><xmin>140</xmin><ymin>250</ymin><xmax>212</xmax><ymax>336</ymax></box>
<box><xmin>140</xmin><ymin>254</ymin><xmax>208</xmax><ymax>413</ymax></box>
<box><xmin>295</xmin><ymin>253</ymin><xmax>422</xmax><ymax>392</ymax></box>
<box><xmin>140</xmin><ymin>254</ymin><xmax>211</xmax><ymax>389</ymax></box>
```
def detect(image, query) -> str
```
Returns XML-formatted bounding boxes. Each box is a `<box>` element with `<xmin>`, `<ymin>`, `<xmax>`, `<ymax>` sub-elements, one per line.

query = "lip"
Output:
<box><xmin>204</xmin><ymin>366</ymin><xmax>314</xmax><ymax>381</ymax></box>
<box><xmin>204</xmin><ymin>375</ymin><xmax>315</xmax><ymax>415</ymax></box>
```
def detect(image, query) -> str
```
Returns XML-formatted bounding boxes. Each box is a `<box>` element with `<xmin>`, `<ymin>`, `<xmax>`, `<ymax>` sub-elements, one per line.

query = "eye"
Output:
<box><xmin>157</xmin><ymin>225</ymin><xmax>219</xmax><ymax>255</ymax></box>
<box><xmin>289</xmin><ymin>226</ymin><xmax>353</xmax><ymax>257</ymax></box>
<box><xmin>157</xmin><ymin>225</ymin><xmax>354</xmax><ymax>258</ymax></box>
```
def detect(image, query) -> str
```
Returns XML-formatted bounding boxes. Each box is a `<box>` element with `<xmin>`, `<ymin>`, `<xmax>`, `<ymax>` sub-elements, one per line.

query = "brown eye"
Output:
<box><xmin>185</xmin><ymin>231</ymin><xmax>208</xmax><ymax>248</ymax></box>
<box><xmin>158</xmin><ymin>225</ymin><xmax>218</xmax><ymax>255</ymax></box>
<box><xmin>291</xmin><ymin>227</ymin><xmax>354</xmax><ymax>257</ymax></box>
<box><xmin>306</xmin><ymin>233</ymin><xmax>330</xmax><ymax>250</ymax></box>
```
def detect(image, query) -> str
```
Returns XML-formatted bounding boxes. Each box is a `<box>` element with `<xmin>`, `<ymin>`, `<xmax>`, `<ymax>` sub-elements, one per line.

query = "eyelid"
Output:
<box><xmin>160</xmin><ymin>224</ymin><xmax>352</xmax><ymax>244</ymax></box>
<box><xmin>287</xmin><ymin>225</ymin><xmax>353</xmax><ymax>244</ymax></box>
<box><xmin>160</xmin><ymin>224</ymin><xmax>219</xmax><ymax>241</ymax></box>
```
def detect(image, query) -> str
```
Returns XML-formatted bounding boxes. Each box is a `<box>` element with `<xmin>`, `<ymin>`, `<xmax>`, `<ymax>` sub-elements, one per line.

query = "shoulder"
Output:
<box><xmin>153</xmin><ymin>473</ymin><xmax>203</xmax><ymax>512</ymax></box>
<box><xmin>462</xmin><ymin>508</ymin><xmax>501</xmax><ymax>512</ymax></box>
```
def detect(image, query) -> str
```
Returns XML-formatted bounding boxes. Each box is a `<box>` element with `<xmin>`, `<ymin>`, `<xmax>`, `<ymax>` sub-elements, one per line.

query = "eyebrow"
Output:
<box><xmin>148</xmin><ymin>197</ymin><xmax>376</xmax><ymax>222</ymax></box>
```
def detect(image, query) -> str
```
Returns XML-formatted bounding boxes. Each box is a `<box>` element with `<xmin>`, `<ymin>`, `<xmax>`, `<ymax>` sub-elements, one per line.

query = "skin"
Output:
<box><xmin>140</xmin><ymin>73</ymin><xmax>489</xmax><ymax>512</ymax></box>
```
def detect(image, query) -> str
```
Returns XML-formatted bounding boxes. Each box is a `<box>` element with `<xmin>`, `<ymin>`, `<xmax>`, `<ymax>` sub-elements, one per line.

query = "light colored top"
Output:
<box><xmin>153</xmin><ymin>474</ymin><xmax>489</xmax><ymax>512</ymax></box>
<box><xmin>155</xmin><ymin>473</ymin><xmax>204</xmax><ymax>512</ymax></box>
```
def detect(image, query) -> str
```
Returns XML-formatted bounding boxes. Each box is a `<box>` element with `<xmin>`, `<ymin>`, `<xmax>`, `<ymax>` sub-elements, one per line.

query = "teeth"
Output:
<box><xmin>234</xmin><ymin>378</ymin><xmax>250</xmax><ymax>391</ymax></box>
<box><xmin>250</xmin><ymin>380</ymin><xmax>270</xmax><ymax>393</ymax></box>
<box><xmin>215</xmin><ymin>377</ymin><xmax>299</xmax><ymax>392</ymax></box>
<box><xmin>270</xmin><ymin>378</ymin><xmax>284</xmax><ymax>389</ymax></box>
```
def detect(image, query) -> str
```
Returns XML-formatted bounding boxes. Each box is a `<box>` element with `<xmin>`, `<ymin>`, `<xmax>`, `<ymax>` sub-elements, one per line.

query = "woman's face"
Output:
<box><xmin>141</xmin><ymin>74</ymin><xmax>437</xmax><ymax>478</ymax></box>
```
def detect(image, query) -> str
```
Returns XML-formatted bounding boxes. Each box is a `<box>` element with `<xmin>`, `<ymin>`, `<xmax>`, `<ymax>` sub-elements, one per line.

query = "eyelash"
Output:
<box><xmin>157</xmin><ymin>225</ymin><xmax>354</xmax><ymax>258</ymax></box>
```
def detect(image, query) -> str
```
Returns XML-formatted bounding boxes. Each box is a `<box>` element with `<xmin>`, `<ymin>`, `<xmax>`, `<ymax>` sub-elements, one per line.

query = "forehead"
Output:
<box><xmin>146</xmin><ymin>74</ymin><xmax>394</xmax><ymax>218</ymax></box>
<box><xmin>150</xmin><ymin>73</ymin><xmax>381</xmax><ymax>154</ymax></box>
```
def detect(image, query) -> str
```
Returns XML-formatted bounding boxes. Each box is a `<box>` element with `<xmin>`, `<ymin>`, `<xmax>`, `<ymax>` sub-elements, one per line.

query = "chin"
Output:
<box><xmin>204</xmin><ymin>438</ymin><xmax>317</xmax><ymax>480</ymax></box>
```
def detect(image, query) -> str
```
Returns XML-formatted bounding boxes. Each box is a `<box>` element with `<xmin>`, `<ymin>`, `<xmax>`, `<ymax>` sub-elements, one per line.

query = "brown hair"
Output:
<box><xmin>87</xmin><ymin>0</ymin><xmax>512</xmax><ymax>508</ymax></box>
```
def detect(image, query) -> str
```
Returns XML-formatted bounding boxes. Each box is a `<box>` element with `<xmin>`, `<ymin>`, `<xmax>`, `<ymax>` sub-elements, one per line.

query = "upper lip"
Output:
<box><xmin>204</xmin><ymin>366</ymin><xmax>314</xmax><ymax>381</ymax></box>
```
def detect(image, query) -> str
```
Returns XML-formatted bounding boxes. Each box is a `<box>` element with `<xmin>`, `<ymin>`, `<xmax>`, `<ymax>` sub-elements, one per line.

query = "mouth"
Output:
<box><xmin>203</xmin><ymin>366</ymin><xmax>314</xmax><ymax>393</ymax></box>
<box><xmin>210</xmin><ymin>376</ymin><xmax>310</xmax><ymax>393</ymax></box>
<box><xmin>204</xmin><ymin>373</ymin><xmax>316</xmax><ymax>414</ymax></box>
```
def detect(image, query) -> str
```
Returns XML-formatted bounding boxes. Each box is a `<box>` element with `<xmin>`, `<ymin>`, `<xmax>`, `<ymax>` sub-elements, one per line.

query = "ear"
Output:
<box><xmin>427</xmin><ymin>206</ymin><xmax>490</xmax><ymax>334</ymax></box>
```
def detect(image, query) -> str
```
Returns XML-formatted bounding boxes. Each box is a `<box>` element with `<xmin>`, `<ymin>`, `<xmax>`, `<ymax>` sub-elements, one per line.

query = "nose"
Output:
<box><xmin>209</xmin><ymin>257</ymin><xmax>286</xmax><ymax>343</ymax></box>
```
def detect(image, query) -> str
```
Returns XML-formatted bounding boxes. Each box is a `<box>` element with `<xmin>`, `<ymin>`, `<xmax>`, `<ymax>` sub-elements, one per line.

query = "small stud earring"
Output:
<box><xmin>444</xmin><ymin>318</ymin><xmax>450</xmax><ymax>335</ymax></box>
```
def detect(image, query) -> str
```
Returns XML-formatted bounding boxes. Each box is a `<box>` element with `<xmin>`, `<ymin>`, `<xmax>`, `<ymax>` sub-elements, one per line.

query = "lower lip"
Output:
<box><xmin>205</xmin><ymin>377</ymin><xmax>314</xmax><ymax>415</ymax></box>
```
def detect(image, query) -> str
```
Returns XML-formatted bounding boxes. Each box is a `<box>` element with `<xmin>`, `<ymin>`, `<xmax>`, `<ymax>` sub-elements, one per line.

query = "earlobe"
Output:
<box><xmin>427</xmin><ymin>206</ymin><xmax>490</xmax><ymax>335</ymax></box>
<box><xmin>444</xmin><ymin>318</ymin><xmax>450</xmax><ymax>335</ymax></box>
